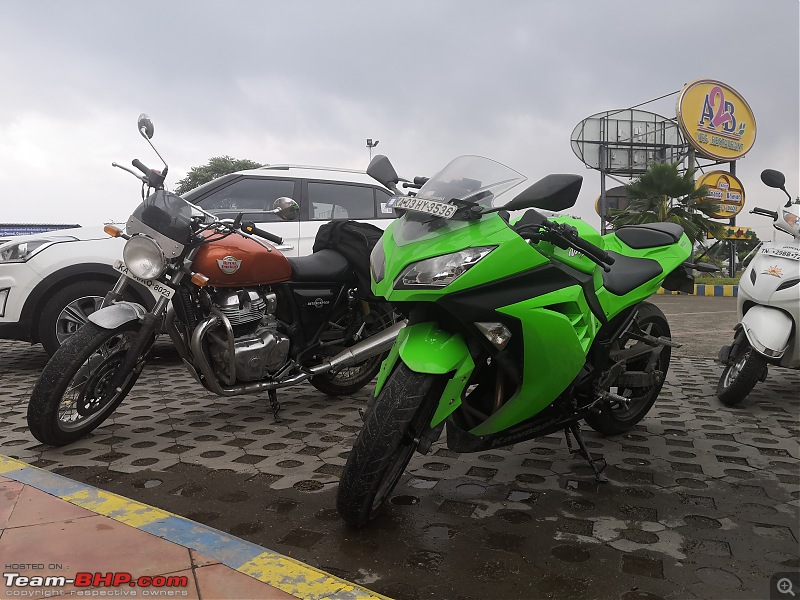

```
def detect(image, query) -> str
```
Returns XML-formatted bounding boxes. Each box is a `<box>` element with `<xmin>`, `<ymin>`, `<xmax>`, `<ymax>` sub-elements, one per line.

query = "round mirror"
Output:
<box><xmin>137</xmin><ymin>113</ymin><xmax>155</xmax><ymax>139</ymax></box>
<box><xmin>760</xmin><ymin>169</ymin><xmax>786</xmax><ymax>189</ymax></box>
<box><xmin>272</xmin><ymin>197</ymin><xmax>299</xmax><ymax>221</ymax></box>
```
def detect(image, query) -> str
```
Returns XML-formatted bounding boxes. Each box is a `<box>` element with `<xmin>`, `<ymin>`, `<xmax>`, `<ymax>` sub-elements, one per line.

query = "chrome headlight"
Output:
<box><xmin>0</xmin><ymin>236</ymin><xmax>77</xmax><ymax>263</ymax></box>
<box><xmin>395</xmin><ymin>246</ymin><xmax>495</xmax><ymax>289</ymax></box>
<box><xmin>122</xmin><ymin>235</ymin><xmax>166</xmax><ymax>280</ymax></box>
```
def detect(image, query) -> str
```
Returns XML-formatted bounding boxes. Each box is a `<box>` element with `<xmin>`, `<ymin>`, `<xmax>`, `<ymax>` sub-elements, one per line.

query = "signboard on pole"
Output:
<box><xmin>676</xmin><ymin>79</ymin><xmax>757</xmax><ymax>161</ymax></box>
<box><xmin>707</xmin><ymin>226</ymin><xmax>755</xmax><ymax>240</ymax></box>
<box><xmin>571</xmin><ymin>109</ymin><xmax>686</xmax><ymax>175</ymax></box>
<box><xmin>696</xmin><ymin>171</ymin><xmax>745</xmax><ymax>219</ymax></box>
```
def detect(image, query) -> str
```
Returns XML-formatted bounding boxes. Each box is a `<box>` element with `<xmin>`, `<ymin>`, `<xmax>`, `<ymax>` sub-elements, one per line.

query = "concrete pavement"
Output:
<box><xmin>0</xmin><ymin>296</ymin><xmax>797</xmax><ymax>600</ymax></box>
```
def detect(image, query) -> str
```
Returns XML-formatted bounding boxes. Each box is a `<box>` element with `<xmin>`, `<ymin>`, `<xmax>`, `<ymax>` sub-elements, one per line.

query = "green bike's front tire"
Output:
<box><xmin>336</xmin><ymin>363</ymin><xmax>440</xmax><ymax>528</ymax></box>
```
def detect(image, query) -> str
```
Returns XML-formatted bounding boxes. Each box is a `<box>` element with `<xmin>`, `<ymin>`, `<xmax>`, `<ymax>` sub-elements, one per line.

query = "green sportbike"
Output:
<box><xmin>337</xmin><ymin>154</ymin><xmax>701</xmax><ymax>527</ymax></box>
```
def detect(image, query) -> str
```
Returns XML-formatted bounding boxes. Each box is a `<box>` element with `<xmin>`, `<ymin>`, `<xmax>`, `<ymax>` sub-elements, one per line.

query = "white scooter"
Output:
<box><xmin>717</xmin><ymin>169</ymin><xmax>800</xmax><ymax>405</ymax></box>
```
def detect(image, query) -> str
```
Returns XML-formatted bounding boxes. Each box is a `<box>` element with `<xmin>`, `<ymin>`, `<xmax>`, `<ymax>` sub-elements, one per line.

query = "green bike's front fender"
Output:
<box><xmin>374</xmin><ymin>322</ymin><xmax>475</xmax><ymax>428</ymax></box>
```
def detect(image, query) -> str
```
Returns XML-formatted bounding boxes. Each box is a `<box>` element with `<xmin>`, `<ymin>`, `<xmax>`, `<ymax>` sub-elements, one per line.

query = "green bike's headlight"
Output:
<box><xmin>395</xmin><ymin>246</ymin><xmax>495</xmax><ymax>289</ymax></box>
<box><xmin>123</xmin><ymin>235</ymin><xmax>166</xmax><ymax>280</ymax></box>
<box><xmin>370</xmin><ymin>239</ymin><xmax>386</xmax><ymax>284</ymax></box>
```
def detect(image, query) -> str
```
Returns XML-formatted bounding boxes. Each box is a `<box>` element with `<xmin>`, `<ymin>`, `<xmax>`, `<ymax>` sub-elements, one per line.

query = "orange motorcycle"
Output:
<box><xmin>27</xmin><ymin>115</ymin><xmax>401</xmax><ymax>446</ymax></box>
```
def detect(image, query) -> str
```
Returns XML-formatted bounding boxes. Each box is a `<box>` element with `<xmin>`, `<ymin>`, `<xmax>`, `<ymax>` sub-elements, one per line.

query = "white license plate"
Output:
<box><xmin>113</xmin><ymin>260</ymin><xmax>175</xmax><ymax>299</ymax></box>
<box><xmin>387</xmin><ymin>196</ymin><xmax>457</xmax><ymax>219</ymax></box>
<box><xmin>760</xmin><ymin>246</ymin><xmax>800</xmax><ymax>261</ymax></box>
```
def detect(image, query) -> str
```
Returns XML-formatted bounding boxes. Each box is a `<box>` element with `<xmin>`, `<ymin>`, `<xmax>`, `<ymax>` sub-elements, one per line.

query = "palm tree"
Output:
<box><xmin>609</xmin><ymin>162</ymin><xmax>723</xmax><ymax>245</ymax></box>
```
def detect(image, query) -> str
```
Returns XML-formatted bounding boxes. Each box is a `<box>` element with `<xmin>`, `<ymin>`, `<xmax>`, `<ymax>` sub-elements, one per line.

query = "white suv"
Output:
<box><xmin>0</xmin><ymin>165</ymin><xmax>397</xmax><ymax>354</ymax></box>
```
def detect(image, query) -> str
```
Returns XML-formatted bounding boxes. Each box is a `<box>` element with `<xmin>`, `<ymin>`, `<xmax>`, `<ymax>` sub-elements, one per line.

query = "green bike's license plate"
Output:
<box><xmin>388</xmin><ymin>196</ymin><xmax>457</xmax><ymax>219</ymax></box>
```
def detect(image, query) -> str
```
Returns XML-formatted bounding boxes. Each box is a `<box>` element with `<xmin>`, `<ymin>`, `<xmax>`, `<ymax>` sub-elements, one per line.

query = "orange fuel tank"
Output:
<box><xmin>193</xmin><ymin>233</ymin><xmax>292</xmax><ymax>287</ymax></box>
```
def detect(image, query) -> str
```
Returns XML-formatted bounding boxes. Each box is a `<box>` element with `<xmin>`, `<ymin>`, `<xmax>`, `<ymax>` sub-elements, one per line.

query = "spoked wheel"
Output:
<box><xmin>310</xmin><ymin>302</ymin><xmax>396</xmax><ymax>396</ymax></box>
<box><xmin>717</xmin><ymin>340</ymin><xmax>767</xmax><ymax>406</ymax></box>
<box><xmin>586</xmin><ymin>302</ymin><xmax>672</xmax><ymax>435</ymax></box>
<box><xmin>27</xmin><ymin>322</ymin><xmax>150</xmax><ymax>446</ymax></box>
<box><xmin>337</xmin><ymin>363</ymin><xmax>441</xmax><ymax>527</ymax></box>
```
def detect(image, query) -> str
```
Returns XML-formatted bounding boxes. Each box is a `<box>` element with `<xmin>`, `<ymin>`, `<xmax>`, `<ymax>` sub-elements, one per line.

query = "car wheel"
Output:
<box><xmin>38</xmin><ymin>280</ymin><xmax>116</xmax><ymax>356</ymax></box>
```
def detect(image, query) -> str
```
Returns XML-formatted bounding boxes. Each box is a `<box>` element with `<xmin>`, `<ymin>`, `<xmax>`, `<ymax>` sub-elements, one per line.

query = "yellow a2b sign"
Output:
<box><xmin>677</xmin><ymin>79</ymin><xmax>757</xmax><ymax>161</ymax></box>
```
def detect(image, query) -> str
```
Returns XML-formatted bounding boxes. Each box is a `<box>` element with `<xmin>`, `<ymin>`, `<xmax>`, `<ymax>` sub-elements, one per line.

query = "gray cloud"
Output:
<box><xmin>1</xmin><ymin>0</ymin><xmax>797</xmax><ymax>241</ymax></box>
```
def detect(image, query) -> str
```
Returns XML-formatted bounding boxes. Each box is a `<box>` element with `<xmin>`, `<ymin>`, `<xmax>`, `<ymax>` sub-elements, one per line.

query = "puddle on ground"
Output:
<box><xmin>390</xmin><ymin>495</ymin><xmax>420</xmax><ymax>506</ymax></box>
<box><xmin>423</xmin><ymin>524</ymin><xmax>457</xmax><ymax>540</ymax></box>
<box><xmin>455</xmin><ymin>483</ymin><xmax>486</xmax><ymax>497</ymax></box>
<box><xmin>507</xmin><ymin>490</ymin><xmax>533</xmax><ymax>502</ymax></box>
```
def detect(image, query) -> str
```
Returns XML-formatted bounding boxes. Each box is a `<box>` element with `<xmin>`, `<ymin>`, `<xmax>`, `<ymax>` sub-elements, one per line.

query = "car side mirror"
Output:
<box><xmin>271</xmin><ymin>197</ymin><xmax>299</xmax><ymax>221</ymax></box>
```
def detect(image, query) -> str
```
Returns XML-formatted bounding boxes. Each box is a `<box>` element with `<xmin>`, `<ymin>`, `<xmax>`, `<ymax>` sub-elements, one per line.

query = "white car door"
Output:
<box><xmin>298</xmin><ymin>181</ymin><xmax>397</xmax><ymax>256</ymax></box>
<box><xmin>193</xmin><ymin>177</ymin><xmax>301</xmax><ymax>256</ymax></box>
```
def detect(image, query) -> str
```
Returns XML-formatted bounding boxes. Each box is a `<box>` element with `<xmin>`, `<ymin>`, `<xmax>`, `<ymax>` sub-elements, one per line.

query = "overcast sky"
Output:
<box><xmin>2</xmin><ymin>0</ymin><xmax>798</xmax><ymax>242</ymax></box>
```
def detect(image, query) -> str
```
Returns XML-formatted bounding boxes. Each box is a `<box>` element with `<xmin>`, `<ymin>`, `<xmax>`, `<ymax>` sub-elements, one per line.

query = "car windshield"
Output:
<box><xmin>128</xmin><ymin>190</ymin><xmax>193</xmax><ymax>245</ymax></box>
<box><xmin>393</xmin><ymin>156</ymin><xmax>527</xmax><ymax>246</ymax></box>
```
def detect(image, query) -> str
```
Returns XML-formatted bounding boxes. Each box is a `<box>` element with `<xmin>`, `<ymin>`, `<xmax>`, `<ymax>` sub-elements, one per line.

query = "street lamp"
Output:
<box><xmin>366</xmin><ymin>138</ymin><xmax>379</xmax><ymax>160</ymax></box>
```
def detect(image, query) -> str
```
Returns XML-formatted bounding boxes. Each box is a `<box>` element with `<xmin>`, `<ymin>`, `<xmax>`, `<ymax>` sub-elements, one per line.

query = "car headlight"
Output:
<box><xmin>395</xmin><ymin>246</ymin><xmax>495</xmax><ymax>289</ymax></box>
<box><xmin>122</xmin><ymin>235</ymin><xmax>166</xmax><ymax>280</ymax></box>
<box><xmin>0</xmin><ymin>236</ymin><xmax>77</xmax><ymax>263</ymax></box>
<box><xmin>370</xmin><ymin>240</ymin><xmax>386</xmax><ymax>284</ymax></box>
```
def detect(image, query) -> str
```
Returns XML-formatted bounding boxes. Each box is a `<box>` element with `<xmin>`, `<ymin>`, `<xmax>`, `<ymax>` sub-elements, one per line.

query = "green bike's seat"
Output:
<box><xmin>616</xmin><ymin>222</ymin><xmax>684</xmax><ymax>249</ymax></box>
<box><xmin>602</xmin><ymin>253</ymin><xmax>663</xmax><ymax>296</ymax></box>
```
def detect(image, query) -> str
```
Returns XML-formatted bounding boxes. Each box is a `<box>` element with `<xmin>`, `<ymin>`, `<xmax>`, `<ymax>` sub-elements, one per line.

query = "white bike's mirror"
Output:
<box><xmin>137</xmin><ymin>113</ymin><xmax>155</xmax><ymax>140</ymax></box>
<box><xmin>761</xmin><ymin>169</ymin><xmax>785</xmax><ymax>189</ymax></box>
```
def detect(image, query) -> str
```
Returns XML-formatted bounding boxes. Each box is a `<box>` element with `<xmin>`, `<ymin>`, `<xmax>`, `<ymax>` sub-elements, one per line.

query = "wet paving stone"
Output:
<box><xmin>621</xmin><ymin>554</ymin><xmax>664</xmax><ymax>579</ymax></box>
<box><xmin>551</xmin><ymin>544</ymin><xmax>591</xmax><ymax>563</ymax></box>
<box><xmin>439</xmin><ymin>499</ymin><xmax>478</xmax><ymax>518</ymax></box>
<box><xmin>622</xmin><ymin>487</ymin><xmax>655</xmax><ymax>500</ymax></box>
<box><xmin>466</xmin><ymin>466</ymin><xmax>497</xmax><ymax>480</ymax></box>
<box><xmin>683</xmin><ymin>515</ymin><xmax>722</xmax><ymax>530</ymax></box>
<box><xmin>563</xmin><ymin>498</ymin><xmax>595</xmax><ymax>511</ymax></box>
<box><xmin>620</xmin><ymin>529</ymin><xmax>659</xmax><ymax>544</ymax></box>
<box><xmin>279</xmin><ymin>528</ymin><xmax>324</xmax><ymax>549</ymax></box>
<box><xmin>556</xmin><ymin>516</ymin><xmax>593</xmax><ymax>536</ymax></box>
<box><xmin>674</xmin><ymin>477</ymin><xmax>708</xmax><ymax>489</ymax></box>
<box><xmin>694</xmin><ymin>567</ymin><xmax>742</xmax><ymax>589</ymax></box>
<box><xmin>618</xmin><ymin>504</ymin><xmax>658</xmax><ymax>522</ymax></box>
<box><xmin>678</xmin><ymin>494</ymin><xmax>716</xmax><ymax>509</ymax></box>
<box><xmin>684</xmin><ymin>538</ymin><xmax>731</xmax><ymax>557</ymax></box>
<box><xmin>3</xmin><ymin>337</ymin><xmax>798</xmax><ymax>600</ymax></box>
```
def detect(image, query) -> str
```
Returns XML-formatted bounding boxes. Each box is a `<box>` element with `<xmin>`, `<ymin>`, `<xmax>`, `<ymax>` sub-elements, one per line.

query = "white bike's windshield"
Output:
<box><xmin>393</xmin><ymin>155</ymin><xmax>527</xmax><ymax>247</ymax></box>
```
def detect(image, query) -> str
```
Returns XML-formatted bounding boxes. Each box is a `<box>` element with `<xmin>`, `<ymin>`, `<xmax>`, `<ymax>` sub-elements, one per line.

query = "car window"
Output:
<box><xmin>308</xmin><ymin>182</ymin><xmax>375</xmax><ymax>220</ymax></box>
<box><xmin>196</xmin><ymin>178</ymin><xmax>296</xmax><ymax>222</ymax></box>
<box><xmin>375</xmin><ymin>188</ymin><xmax>397</xmax><ymax>219</ymax></box>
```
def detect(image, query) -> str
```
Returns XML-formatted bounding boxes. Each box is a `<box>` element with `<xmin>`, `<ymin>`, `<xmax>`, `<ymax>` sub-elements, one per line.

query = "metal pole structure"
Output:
<box><xmin>366</xmin><ymin>139</ymin><xmax>379</xmax><ymax>161</ymax></box>
<box><xmin>688</xmin><ymin>146</ymin><xmax>696</xmax><ymax>263</ymax></box>
<box><xmin>729</xmin><ymin>160</ymin><xmax>737</xmax><ymax>278</ymax></box>
<box><xmin>599</xmin><ymin>144</ymin><xmax>608</xmax><ymax>234</ymax></box>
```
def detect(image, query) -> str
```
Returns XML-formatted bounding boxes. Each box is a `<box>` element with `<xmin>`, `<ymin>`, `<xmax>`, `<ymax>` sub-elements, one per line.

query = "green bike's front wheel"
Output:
<box><xmin>336</xmin><ymin>363</ymin><xmax>441</xmax><ymax>528</ymax></box>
